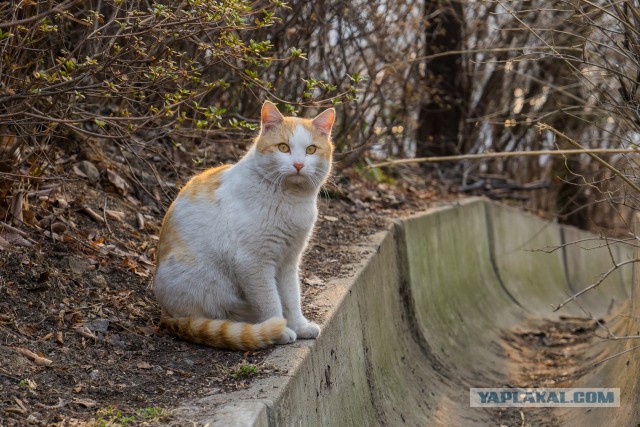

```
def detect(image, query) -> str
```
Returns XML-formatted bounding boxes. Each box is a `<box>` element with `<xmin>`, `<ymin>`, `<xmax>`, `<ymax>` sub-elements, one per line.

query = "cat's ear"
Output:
<box><xmin>312</xmin><ymin>108</ymin><xmax>335</xmax><ymax>136</ymax></box>
<box><xmin>261</xmin><ymin>101</ymin><xmax>284</xmax><ymax>132</ymax></box>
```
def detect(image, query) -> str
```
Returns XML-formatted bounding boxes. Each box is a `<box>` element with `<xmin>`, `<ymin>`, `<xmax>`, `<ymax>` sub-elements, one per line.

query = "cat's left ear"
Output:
<box><xmin>261</xmin><ymin>101</ymin><xmax>285</xmax><ymax>132</ymax></box>
<box><xmin>312</xmin><ymin>108</ymin><xmax>335</xmax><ymax>136</ymax></box>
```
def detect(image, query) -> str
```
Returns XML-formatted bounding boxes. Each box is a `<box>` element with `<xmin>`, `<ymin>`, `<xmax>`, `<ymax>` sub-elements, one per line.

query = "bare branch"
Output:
<box><xmin>370</xmin><ymin>149</ymin><xmax>638</xmax><ymax>168</ymax></box>
<box><xmin>553</xmin><ymin>258</ymin><xmax>638</xmax><ymax>312</ymax></box>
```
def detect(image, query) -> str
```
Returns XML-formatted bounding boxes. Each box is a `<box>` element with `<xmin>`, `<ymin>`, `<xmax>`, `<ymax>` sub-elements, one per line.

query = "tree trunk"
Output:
<box><xmin>415</xmin><ymin>0</ymin><xmax>466</xmax><ymax>159</ymax></box>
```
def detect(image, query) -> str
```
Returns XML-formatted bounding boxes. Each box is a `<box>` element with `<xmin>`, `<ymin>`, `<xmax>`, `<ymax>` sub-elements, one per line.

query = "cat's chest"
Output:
<box><xmin>260</xmin><ymin>198</ymin><xmax>314</xmax><ymax>230</ymax></box>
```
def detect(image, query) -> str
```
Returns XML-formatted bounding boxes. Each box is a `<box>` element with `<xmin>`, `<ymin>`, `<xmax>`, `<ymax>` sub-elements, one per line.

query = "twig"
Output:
<box><xmin>103</xmin><ymin>198</ymin><xmax>113</xmax><ymax>235</ymax></box>
<box><xmin>386</xmin><ymin>46</ymin><xmax>583</xmax><ymax>66</ymax></box>
<box><xmin>0</xmin><ymin>0</ymin><xmax>80</xmax><ymax>29</ymax></box>
<box><xmin>0</xmin><ymin>171</ymin><xmax>67</xmax><ymax>181</ymax></box>
<box><xmin>553</xmin><ymin>258</ymin><xmax>638</xmax><ymax>312</ymax></box>
<box><xmin>592</xmin><ymin>343</ymin><xmax>640</xmax><ymax>367</ymax></box>
<box><xmin>79</xmin><ymin>204</ymin><xmax>105</xmax><ymax>224</ymax></box>
<box><xmin>0</xmin><ymin>222</ymin><xmax>31</xmax><ymax>238</ymax></box>
<box><xmin>539</xmin><ymin>123</ymin><xmax>640</xmax><ymax>195</ymax></box>
<box><xmin>369</xmin><ymin>148</ymin><xmax>637</xmax><ymax>168</ymax></box>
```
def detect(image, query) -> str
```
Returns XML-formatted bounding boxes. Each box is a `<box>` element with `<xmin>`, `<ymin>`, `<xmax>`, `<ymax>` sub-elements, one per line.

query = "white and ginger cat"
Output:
<box><xmin>154</xmin><ymin>101</ymin><xmax>335</xmax><ymax>350</ymax></box>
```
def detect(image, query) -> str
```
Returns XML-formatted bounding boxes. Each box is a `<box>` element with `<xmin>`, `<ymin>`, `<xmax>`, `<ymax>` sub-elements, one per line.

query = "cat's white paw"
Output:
<box><xmin>295</xmin><ymin>322</ymin><xmax>320</xmax><ymax>339</ymax></box>
<box><xmin>275</xmin><ymin>327</ymin><xmax>297</xmax><ymax>345</ymax></box>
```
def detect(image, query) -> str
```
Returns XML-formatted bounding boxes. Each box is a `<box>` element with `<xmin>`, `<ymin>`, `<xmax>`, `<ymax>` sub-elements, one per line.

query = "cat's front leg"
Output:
<box><xmin>241</xmin><ymin>265</ymin><xmax>297</xmax><ymax>344</ymax></box>
<box><xmin>277</xmin><ymin>262</ymin><xmax>320</xmax><ymax>339</ymax></box>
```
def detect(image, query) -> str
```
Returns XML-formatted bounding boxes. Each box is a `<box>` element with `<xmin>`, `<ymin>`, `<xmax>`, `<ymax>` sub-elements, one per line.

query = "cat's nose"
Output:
<box><xmin>293</xmin><ymin>162</ymin><xmax>305</xmax><ymax>172</ymax></box>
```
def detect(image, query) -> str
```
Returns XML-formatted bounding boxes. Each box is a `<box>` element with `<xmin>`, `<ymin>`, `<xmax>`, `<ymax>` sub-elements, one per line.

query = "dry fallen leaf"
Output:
<box><xmin>39</xmin><ymin>332</ymin><xmax>54</xmax><ymax>341</ymax></box>
<box><xmin>72</xmin><ymin>398</ymin><xmax>97</xmax><ymax>408</ymax></box>
<box><xmin>9</xmin><ymin>191</ymin><xmax>24</xmax><ymax>224</ymax></box>
<box><xmin>137</xmin><ymin>361</ymin><xmax>153</xmax><ymax>369</ymax></box>
<box><xmin>36</xmin><ymin>397</ymin><xmax>69</xmax><ymax>409</ymax></box>
<box><xmin>0</xmin><ymin>234</ymin><xmax>9</xmax><ymax>250</ymax></box>
<box><xmin>73</xmin><ymin>325</ymin><xmax>97</xmax><ymax>340</ymax></box>
<box><xmin>1</xmin><ymin>231</ymin><xmax>34</xmax><ymax>248</ymax></box>
<box><xmin>105</xmin><ymin>210</ymin><xmax>125</xmax><ymax>222</ymax></box>
<box><xmin>106</xmin><ymin>169</ymin><xmax>131</xmax><ymax>195</ymax></box>
<box><xmin>14</xmin><ymin>397</ymin><xmax>27</xmax><ymax>412</ymax></box>
<box><xmin>12</xmin><ymin>347</ymin><xmax>53</xmax><ymax>367</ymax></box>
<box><xmin>136</xmin><ymin>212</ymin><xmax>145</xmax><ymax>230</ymax></box>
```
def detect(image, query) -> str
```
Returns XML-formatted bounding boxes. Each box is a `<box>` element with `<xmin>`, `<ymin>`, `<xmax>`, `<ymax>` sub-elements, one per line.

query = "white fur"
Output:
<box><xmin>154</xmin><ymin>124</ymin><xmax>329</xmax><ymax>343</ymax></box>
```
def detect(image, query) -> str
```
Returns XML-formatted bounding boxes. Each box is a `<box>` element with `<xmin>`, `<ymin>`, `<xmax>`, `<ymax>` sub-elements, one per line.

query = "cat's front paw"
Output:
<box><xmin>294</xmin><ymin>322</ymin><xmax>320</xmax><ymax>339</ymax></box>
<box><xmin>275</xmin><ymin>327</ymin><xmax>297</xmax><ymax>345</ymax></box>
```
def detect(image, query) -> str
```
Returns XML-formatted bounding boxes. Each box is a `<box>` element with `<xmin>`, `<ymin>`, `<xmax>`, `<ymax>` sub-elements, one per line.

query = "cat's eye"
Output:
<box><xmin>305</xmin><ymin>145</ymin><xmax>317</xmax><ymax>155</ymax></box>
<box><xmin>278</xmin><ymin>143</ymin><xmax>290</xmax><ymax>153</ymax></box>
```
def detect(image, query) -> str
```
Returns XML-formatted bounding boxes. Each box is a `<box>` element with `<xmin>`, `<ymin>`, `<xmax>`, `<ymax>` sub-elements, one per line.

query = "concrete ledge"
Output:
<box><xmin>172</xmin><ymin>199</ymin><xmax>638</xmax><ymax>426</ymax></box>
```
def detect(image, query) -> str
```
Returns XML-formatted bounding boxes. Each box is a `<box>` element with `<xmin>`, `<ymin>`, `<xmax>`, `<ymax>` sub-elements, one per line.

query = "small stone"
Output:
<box><xmin>305</xmin><ymin>275</ymin><xmax>324</xmax><ymax>287</ymax></box>
<box><xmin>74</xmin><ymin>161</ymin><xmax>100</xmax><ymax>184</ymax></box>
<box><xmin>204</xmin><ymin>388</ymin><xmax>221</xmax><ymax>396</ymax></box>
<box><xmin>26</xmin><ymin>413</ymin><xmax>42</xmax><ymax>423</ymax></box>
<box><xmin>89</xmin><ymin>369</ymin><xmax>99</xmax><ymax>380</ymax></box>
<box><xmin>51</xmin><ymin>222</ymin><xmax>67</xmax><ymax>234</ymax></box>
<box><xmin>86</xmin><ymin>319</ymin><xmax>109</xmax><ymax>333</ymax></box>
<box><xmin>92</xmin><ymin>274</ymin><xmax>107</xmax><ymax>288</ymax></box>
<box><xmin>56</xmin><ymin>198</ymin><xmax>69</xmax><ymax>209</ymax></box>
<box><xmin>66</xmin><ymin>256</ymin><xmax>90</xmax><ymax>276</ymax></box>
<box><xmin>137</xmin><ymin>361</ymin><xmax>152</xmax><ymax>369</ymax></box>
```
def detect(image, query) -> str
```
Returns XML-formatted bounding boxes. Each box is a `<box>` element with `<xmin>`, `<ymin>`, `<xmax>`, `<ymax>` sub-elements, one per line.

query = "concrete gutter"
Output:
<box><xmin>172</xmin><ymin>198</ymin><xmax>639</xmax><ymax>426</ymax></box>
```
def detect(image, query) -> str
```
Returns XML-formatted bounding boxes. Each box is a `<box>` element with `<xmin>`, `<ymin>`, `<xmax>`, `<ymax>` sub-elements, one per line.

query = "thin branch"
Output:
<box><xmin>539</xmin><ymin>123</ymin><xmax>640</xmax><ymax>195</ymax></box>
<box><xmin>553</xmin><ymin>258</ymin><xmax>638</xmax><ymax>312</ymax></box>
<box><xmin>592</xmin><ymin>343</ymin><xmax>640</xmax><ymax>367</ymax></box>
<box><xmin>0</xmin><ymin>0</ymin><xmax>80</xmax><ymax>29</ymax></box>
<box><xmin>385</xmin><ymin>46</ymin><xmax>583</xmax><ymax>66</ymax></box>
<box><xmin>369</xmin><ymin>148</ymin><xmax>638</xmax><ymax>168</ymax></box>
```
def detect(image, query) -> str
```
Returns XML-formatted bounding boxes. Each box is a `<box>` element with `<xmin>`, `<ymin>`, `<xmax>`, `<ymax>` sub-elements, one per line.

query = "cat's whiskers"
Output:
<box><xmin>256</xmin><ymin>167</ymin><xmax>284</xmax><ymax>190</ymax></box>
<box><xmin>320</xmin><ymin>174</ymin><xmax>337</xmax><ymax>199</ymax></box>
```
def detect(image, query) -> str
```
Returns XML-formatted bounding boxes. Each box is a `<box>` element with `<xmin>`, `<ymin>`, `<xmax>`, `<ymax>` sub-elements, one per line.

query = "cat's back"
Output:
<box><xmin>156</xmin><ymin>164</ymin><xmax>234</xmax><ymax>263</ymax></box>
<box><xmin>177</xmin><ymin>164</ymin><xmax>233</xmax><ymax>204</ymax></box>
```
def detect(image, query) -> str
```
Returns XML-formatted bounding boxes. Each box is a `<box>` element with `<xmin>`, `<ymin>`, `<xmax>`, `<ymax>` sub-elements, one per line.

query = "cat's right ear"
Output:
<box><xmin>261</xmin><ymin>101</ymin><xmax>284</xmax><ymax>133</ymax></box>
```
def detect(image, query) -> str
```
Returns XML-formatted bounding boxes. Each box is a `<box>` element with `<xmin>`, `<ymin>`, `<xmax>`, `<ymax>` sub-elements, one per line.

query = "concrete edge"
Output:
<box><xmin>168</xmin><ymin>198</ymin><xmax>638</xmax><ymax>426</ymax></box>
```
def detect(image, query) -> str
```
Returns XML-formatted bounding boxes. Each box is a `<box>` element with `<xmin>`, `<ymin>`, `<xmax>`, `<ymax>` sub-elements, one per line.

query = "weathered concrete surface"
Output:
<box><xmin>172</xmin><ymin>199</ymin><xmax>638</xmax><ymax>426</ymax></box>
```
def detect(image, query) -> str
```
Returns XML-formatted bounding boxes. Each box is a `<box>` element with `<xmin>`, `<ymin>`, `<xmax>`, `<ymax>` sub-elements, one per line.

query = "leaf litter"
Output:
<box><xmin>0</xmin><ymin>139</ymin><xmax>445</xmax><ymax>425</ymax></box>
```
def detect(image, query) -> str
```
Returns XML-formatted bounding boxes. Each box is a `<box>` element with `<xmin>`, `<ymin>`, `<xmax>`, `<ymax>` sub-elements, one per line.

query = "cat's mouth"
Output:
<box><xmin>283</xmin><ymin>172</ymin><xmax>312</xmax><ymax>187</ymax></box>
<box><xmin>286</xmin><ymin>172</ymin><xmax>307</xmax><ymax>180</ymax></box>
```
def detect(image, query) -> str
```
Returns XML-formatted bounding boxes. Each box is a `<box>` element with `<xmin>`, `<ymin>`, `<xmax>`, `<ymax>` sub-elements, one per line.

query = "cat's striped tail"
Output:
<box><xmin>160</xmin><ymin>315</ymin><xmax>287</xmax><ymax>350</ymax></box>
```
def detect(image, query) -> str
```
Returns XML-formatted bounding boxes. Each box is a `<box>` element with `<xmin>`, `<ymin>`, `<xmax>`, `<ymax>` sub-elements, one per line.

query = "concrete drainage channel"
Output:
<box><xmin>172</xmin><ymin>198</ymin><xmax>640</xmax><ymax>426</ymax></box>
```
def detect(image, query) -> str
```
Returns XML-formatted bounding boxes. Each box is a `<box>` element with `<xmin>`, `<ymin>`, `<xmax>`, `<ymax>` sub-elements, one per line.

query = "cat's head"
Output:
<box><xmin>252</xmin><ymin>101</ymin><xmax>335</xmax><ymax>191</ymax></box>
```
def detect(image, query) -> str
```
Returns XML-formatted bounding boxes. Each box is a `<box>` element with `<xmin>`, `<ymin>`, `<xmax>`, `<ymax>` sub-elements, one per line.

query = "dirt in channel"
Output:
<box><xmin>492</xmin><ymin>316</ymin><xmax>603</xmax><ymax>426</ymax></box>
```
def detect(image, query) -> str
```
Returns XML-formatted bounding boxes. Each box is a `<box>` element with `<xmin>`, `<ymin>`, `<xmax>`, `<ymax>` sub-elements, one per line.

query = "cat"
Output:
<box><xmin>153</xmin><ymin>101</ymin><xmax>335</xmax><ymax>350</ymax></box>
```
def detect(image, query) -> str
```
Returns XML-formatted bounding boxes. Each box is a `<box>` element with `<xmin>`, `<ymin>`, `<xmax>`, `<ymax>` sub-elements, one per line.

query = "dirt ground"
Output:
<box><xmin>0</xmin><ymin>140</ymin><xmax>447</xmax><ymax>426</ymax></box>
<box><xmin>1</xmin><ymin>134</ymin><xmax>605</xmax><ymax>426</ymax></box>
<box><xmin>492</xmin><ymin>317</ymin><xmax>601</xmax><ymax>426</ymax></box>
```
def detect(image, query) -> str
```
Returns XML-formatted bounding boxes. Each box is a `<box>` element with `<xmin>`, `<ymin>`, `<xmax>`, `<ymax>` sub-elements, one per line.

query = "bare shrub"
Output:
<box><xmin>413</xmin><ymin>0</ymin><xmax>639</xmax><ymax>231</ymax></box>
